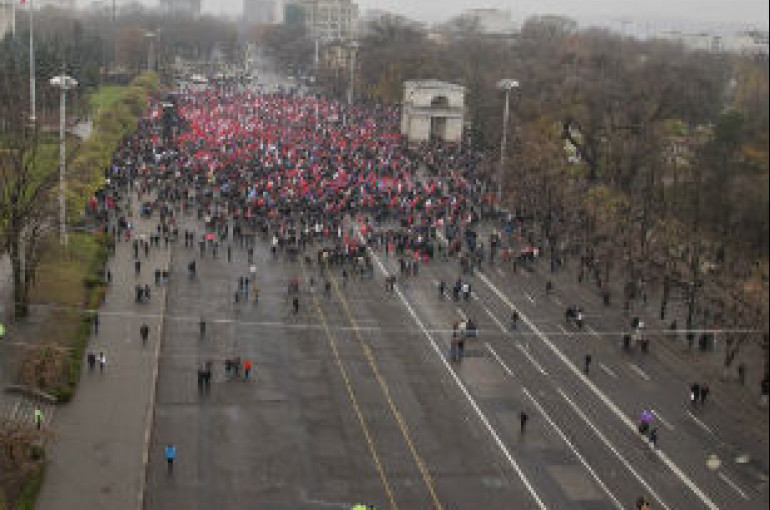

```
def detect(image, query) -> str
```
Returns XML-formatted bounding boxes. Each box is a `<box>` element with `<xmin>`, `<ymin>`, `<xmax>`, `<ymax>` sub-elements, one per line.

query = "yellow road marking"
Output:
<box><xmin>300</xmin><ymin>263</ymin><xmax>399</xmax><ymax>510</ymax></box>
<box><xmin>329</xmin><ymin>275</ymin><xmax>445</xmax><ymax>510</ymax></box>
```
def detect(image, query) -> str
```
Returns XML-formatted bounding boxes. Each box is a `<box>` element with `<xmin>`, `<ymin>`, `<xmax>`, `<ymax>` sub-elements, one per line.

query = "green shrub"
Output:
<box><xmin>13</xmin><ymin>462</ymin><xmax>45</xmax><ymax>510</ymax></box>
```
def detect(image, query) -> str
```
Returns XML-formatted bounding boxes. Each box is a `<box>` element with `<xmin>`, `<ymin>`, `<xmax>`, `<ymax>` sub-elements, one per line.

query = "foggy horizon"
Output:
<box><xmin>187</xmin><ymin>0</ymin><xmax>770</xmax><ymax>31</ymax></box>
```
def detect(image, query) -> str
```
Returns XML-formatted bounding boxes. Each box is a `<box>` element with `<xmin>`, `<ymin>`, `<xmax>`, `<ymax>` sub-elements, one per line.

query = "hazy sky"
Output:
<box><xmin>201</xmin><ymin>0</ymin><xmax>769</xmax><ymax>30</ymax></box>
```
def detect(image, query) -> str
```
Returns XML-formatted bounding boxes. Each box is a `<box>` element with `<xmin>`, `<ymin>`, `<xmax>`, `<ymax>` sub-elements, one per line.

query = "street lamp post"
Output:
<box><xmin>347</xmin><ymin>41</ymin><xmax>358</xmax><ymax>106</ymax></box>
<box><xmin>145</xmin><ymin>31</ymin><xmax>159</xmax><ymax>72</ymax></box>
<box><xmin>496</xmin><ymin>78</ymin><xmax>519</xmax><ymax>205</ymax></box>
<box><xmin>28</xmin><ymin>0</ymin><xmax>36</xmax><ymax>123</ymax></box>
<box><xmin>49</xmin><ymin>73</ymin><xmax>78</xmax><ymax>247</ymax></box>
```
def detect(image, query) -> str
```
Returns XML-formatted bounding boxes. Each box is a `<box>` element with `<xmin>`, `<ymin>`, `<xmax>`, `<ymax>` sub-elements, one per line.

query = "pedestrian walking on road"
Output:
<box><xmin>244</xmin><ymin>360</ymin><xmax>252</xmax><ymax>380</ymax></box>
<box><xmin>450</xmin><ymin>336</ymin><xmax>460</xmax><ymax>362</ymax></box>
<box><xmin>135</xmin><ymin>259</ymin><xmax>141</xmax><ymax>275</ymax></box>
<box><xmin>93</xmin><ymin>311</ymin><xmax>100</xmax><ymax>335</ymax></box>
<box><xmin>639</xmin><ymin>410</ymin><xmax>653</xmax><ymax>435</ymax></box>
<box><xmin>699</xmin><ymin>383</ymin><xmax>710</xmax><ymax>405</ymax></box>
<box><xmin>87</xmin><ymin>352</ymin><xmax>96</xmax><ymax>372</ymax></box>
<box><xmin>98</xmin><ymin>351</ymin><xmax>106</xmax><ymax>373</ymax></box>
<box><xmin>510</xmin><ymin>311</ymin><xmax>519</xmax><ymax>330</ymax></box>
<box><xmin>199</xmin><ymin>317</ymin><xmax>206</xmax><ymax>336</ymax></box>
<box><xmin>690</xmin><ymin>383</ymin><xmax>701</xmax><ymax>407</ymax></box>
<box><xmin>648</xmin><ymin>428</ymin><xmax>658</xmax><ymax>449</ymax></box>
<box><xmin>519</xmin><ymin>411</ymin><xmax>528</xmax><ymax>434</ymax></box>
<box><xmin>140</xmin><ymin>323</ymin><xmax>150</xmax><ymax>346</ymax></box>
<box><xmin>165</xmin><ymin>444</ymin><xmax>176</xmax><ymax>474</ymax></box>
<box><xmin>293</xmin><ymin>296</ymin><xmax>300</xmax><ymax>314</ymax></box>
<box><xmin>34</xmin><ymin>407</ymin><xmax>43</xmax><ymax>430</ymax></box>
<box><xmin>584</xmin><ymin>354</ymin><xmax>592</xmax><ymax>374</ymax></box>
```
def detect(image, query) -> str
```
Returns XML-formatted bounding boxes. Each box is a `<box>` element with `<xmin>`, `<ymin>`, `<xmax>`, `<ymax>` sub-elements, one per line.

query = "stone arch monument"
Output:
<box><xmin>401</xmin><ymin>80</ymin><xmax>465</xmax><ymax>143</ymax></box>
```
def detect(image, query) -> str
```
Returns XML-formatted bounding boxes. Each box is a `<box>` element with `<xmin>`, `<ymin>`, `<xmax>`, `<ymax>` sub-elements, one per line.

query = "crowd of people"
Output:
<box><xmin>82</xmin><ymin>84</ymin><xmax>675</xmax><ymax>509</ymax></box>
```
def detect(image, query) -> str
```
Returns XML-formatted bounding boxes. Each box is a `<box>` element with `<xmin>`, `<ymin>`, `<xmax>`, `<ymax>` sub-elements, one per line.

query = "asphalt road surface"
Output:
<box><xmin>142</xmin><ymin>212</ymin><xmax>768</xmax><ymax>510</ymax></box>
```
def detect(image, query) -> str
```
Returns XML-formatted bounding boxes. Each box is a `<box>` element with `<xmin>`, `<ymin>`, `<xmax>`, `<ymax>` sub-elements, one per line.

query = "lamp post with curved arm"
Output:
<box><xmin>497</xmin><ymin>78</ymin><xmax>519</xmax><ymax>205</ymax></box>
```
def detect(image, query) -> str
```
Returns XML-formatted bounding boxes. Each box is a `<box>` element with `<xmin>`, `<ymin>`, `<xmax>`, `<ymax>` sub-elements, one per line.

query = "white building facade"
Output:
<box><xmin>288</xmin><ymin>0</ymin><xmax>358</xmax><ymax>41</ymax></box>
<box><xmin>244</xmin><ymin>0</ymin><xmax>283</xmax><ymax>25</ymax></box>
<box><xmin>401</xmin><ymin>80</ymin><xmax>465</xmax><ymax>144</ymax></box>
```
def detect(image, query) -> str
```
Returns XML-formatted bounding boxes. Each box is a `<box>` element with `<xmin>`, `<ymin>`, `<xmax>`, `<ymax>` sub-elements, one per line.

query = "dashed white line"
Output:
<box><xmin>686</xmin><ymin>410</ymin><xmax>714</xmax><ymax>435</ymax></box>
<box><xmin>598</xmin><ymin>362</ymin><xmax>618</xmax><ymax>379</ymax></box>
<box><xmin>516</xmin><ymin>343</ymin><xmax>548</xmax><ymax>375</ymax></box>
<box><xmin>368</xmin><ymin>232</ymin><xmax>549</xmax><ymax>510</ymax></box>
<box><xmin>587</xmin><ymin>326</ymin><xmax>601</xmax><ymax>339</ymax></box>
<box><xmin>483</xmin><ymin>306</ymin><xmax>508</xmax><ymax>333</ymax></box>
<box><xmin>718</xmin><ymin>472</ymin><xmax>750</xmax><ymax>500</ymax></box>
<box><xmin>476</xmin><ymin>270</ymin><xmax>721</xmax><ymax>510</ymax></box>
<box><xmin>628</xmin><ymin>363</ymin><xmax>651</xmax><ymax>381</ymax></box>
<box><xmin>524</xmin><ymin>292</ymin><xmax>535</xmax><ymax>304</ymax></box>
<box><xmin>485</xmin><ymin>344</ymin><xmax>623</xmax><ymax>510</ymax></box>
<box><xmin>557</xmin><ymin>388</ymin><xmax>671</xmax><ymax>510</ymax></box>
<box><xmin>652</xmin><ymin>410</ymin><xmax>675</xmax><ymax>431</ymax></box>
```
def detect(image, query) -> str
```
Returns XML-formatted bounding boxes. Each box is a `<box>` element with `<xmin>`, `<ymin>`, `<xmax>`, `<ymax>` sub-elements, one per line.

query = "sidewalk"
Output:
<box><xmin>35</xmin><ymin>194</ymin><xmax>171</xmax><ymax>510</ymax></box>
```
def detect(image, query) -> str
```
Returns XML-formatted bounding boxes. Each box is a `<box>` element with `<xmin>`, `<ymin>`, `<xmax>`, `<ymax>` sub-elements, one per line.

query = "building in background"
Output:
<box><xmin>655</xmin><ymin>29</ymin><xmax>769</xmax><ymax>55</ymax></box>
<box><xmin>454</xmin><ymin>8</ymin><xmax>518</xmax><ymax>36</ymax></box>
<box><xmin>161</xmin><ymin>0</ymin><xmax>201</xmax><ymax>18</ymax></box>
<box><xmin>244</xmin><ymin>0</ymin><xmax>283</xmax><ymax>25</ymax></box>
<box><xmin>401</xmin><ymin>80</ymin><xmax>465</xmax><ymax>144</ymax></box>
<box><xmin>285</xmin><ymin>0</ymin><xmax>358</xmax><ymax>41</ymax></box>
<box><xmin>0</xmin><ymin>0</ymin><xmax>12</xmax><ymax>39</ymax></box>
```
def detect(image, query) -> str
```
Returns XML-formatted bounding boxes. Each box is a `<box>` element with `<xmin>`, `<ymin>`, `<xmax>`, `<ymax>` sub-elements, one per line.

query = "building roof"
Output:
<box><xmin>403</xmin><ymin>80</ymin><xmax>465</xmax><ymax>92</ymax></box>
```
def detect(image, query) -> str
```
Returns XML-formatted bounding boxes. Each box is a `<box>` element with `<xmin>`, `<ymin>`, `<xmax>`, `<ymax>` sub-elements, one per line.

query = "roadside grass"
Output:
<box><xmin>26</xmin><ymin>232</ymin><xmax>108</xmax><ymax>402</ymax></box>
<box><xmin>88</xmin><ymin>85</ymin><xmax>126</xmax><ymax>113</ymax></box>
<box><xmin>12</xmin><ymin>462</ymin><xmax>45</xmax><ymax>510</ymax></box>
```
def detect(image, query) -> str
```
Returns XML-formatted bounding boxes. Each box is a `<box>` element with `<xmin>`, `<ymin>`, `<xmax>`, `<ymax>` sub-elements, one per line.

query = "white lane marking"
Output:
<box><xmin>686</xmin><ymin>410</ymin><xmax>714</xmax><ymax>435</ymax></box>
<box><xmin>598</xmin><ymin>363</ymin><xmax>618</xmax><ymax>379</ymax></box>
<box><xmin>456</xmin><ymin>307</ymin><xmax>468</xmax><ymax>321</ymax></box>
<box><xmin>486</xmin><ymin>344</ymin><xmax>624</xmax><ymax>510</ymax></box>
<box><xmin>367</xmin><ymin>234</ymin><xmax>549</xmax><ymax>510</ymax></box>
<box><xmin>652</xmin><ymin>410</ymin><xmax>675</xmax><ymax>431</ymax></box>
<box><xmin>718</xmin><ymin>472</ymin><xmax>750</xmax><ymax>500</ymax></box>
<box><xmin>476</xmin><ymin>270</ymin><xmax>721</xmax><ymax>510</ymax></box>
<box><xmin>629</xmin><ymin>363</ymin><xmax>651</xmax><ymax>381</ymax></box>
<box><xmin>557</xmin><ymin>388</ymin><xmax>671</xmax><ymax>510</ymax></box>
<box><xmin>471</xmin><ymin>292</ymin><xmax>479</xmax><ymax>301</ymax></box>
<box><xmin>524</xmin><ymin>292</ymin><xmax>535</xmax><ymax>304</ymax></box>
<box><xmin>484</xmin><ymin>306</ymin><xmax>508</xmax><ymax>333</ymax></box>
<box><xmin>587</xmin><ymin>326</ymin><xmax>600</xmax><ymax>339</ymax></box>
<box><xmin>516</xmin><ymin>343</ymin><xmax>548</xmax><ymax>375</ymax></box>
<box><xmin>558</xmin><ymin>324</ymin><xmax>572</xmax><ymax>338</ymax></box>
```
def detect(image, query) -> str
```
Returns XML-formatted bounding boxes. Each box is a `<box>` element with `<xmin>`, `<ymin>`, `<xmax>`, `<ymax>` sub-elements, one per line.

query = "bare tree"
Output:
<box><xmin>0</xmin><ymin>50</ymin><xmax>58</xmax><ymax>318</ymax></box>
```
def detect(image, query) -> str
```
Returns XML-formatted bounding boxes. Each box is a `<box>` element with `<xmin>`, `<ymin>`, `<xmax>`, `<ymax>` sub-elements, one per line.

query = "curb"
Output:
<box><xmin>4</xmin><ymin>385</ymin><xmax>59</xmax><ymax>405</ymax></box>
<box><xmin>136</xmin><ymin>233</ymin><xmax>174</xmax><ymax>510</ymax></box>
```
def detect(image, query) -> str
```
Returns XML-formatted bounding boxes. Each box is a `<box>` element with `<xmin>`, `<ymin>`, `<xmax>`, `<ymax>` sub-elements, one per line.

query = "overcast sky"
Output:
<box><xmin>200</xmin><ymin>0</ymin><xmax>769</xmax><ymax>30</ymax></box>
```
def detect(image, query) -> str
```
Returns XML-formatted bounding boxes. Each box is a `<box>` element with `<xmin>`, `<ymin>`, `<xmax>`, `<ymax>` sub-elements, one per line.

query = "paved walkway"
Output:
<box><xmin>36</xmin><ymin>192</ymin><xmax>171</xmax><ymax>510</ymax></box>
